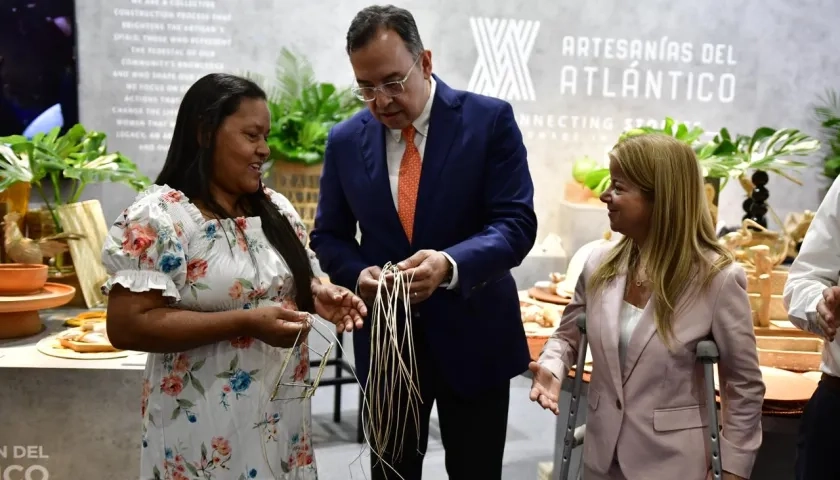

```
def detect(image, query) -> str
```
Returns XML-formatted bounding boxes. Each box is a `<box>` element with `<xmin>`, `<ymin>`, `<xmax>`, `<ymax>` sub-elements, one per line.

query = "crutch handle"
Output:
<box><xmin>576</xmin><ymin>313</ymin><xmax>587</xmax><ymax>333</ymax></box>
<box><xmin>696</xmin><ymin>340</ymin><xmax>719</xmax><ymax>364</ymax></box>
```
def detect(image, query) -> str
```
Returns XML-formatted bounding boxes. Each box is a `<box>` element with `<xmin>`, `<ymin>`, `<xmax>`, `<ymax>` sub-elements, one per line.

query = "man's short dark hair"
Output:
<box><xmin>346</xmin><ymin>5</ymin><xmax>425</xmax><ymax>57</ymax></box>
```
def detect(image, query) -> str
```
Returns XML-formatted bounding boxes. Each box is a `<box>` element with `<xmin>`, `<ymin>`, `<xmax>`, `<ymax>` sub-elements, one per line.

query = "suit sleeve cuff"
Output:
<box><xmin>720</xmin><ymin>435</ymin><xmax>759</xmax><ymax>479</ymax></box>
<box><xmin>439</xmin><ymin>251</ymin><xmax>460</xmax><ymax>290</ymax></box>
<box><xmin>804</xmin><ymin>295</ymin><xmax>826</xmax><ymax>335</ymax></box>
<box><xmin>538</xmin><ymin>357</ymin><xmax>570</xmax><ymax>383</ymax></box>
<box><xmin>805</xmin><ymin>294</ymin><xmax>821</xmax><ymax>322</ymax></box>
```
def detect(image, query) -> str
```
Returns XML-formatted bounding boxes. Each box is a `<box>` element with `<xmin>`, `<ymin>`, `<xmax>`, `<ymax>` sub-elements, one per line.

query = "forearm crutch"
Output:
<box><xmin>696</xmin><ymin>339</ymin><xmax>723</xmax><ymax>480</ymax></box>
<box><xmin>558</xmin><ymin>313</ymin><xmax>588</xmax><ymax>480</ymax></box>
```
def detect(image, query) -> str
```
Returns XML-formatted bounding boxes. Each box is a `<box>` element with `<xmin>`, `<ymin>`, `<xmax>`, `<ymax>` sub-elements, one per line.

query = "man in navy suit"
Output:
<box><xmin>309</xmin><ymin>5</ymin><xmax>537</xmax><ymax>479</ymax></box>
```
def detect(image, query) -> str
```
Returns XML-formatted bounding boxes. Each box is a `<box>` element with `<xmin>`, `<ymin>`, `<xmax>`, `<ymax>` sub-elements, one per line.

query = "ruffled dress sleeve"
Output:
<box><xmin>264</xmin><ymin>187</ymin><xmax>322</xmax><ymax>275</ymax></box>
<box><xmin>101</xmin><ymin>186</ymin><xmax>189</xmax><ymax>302</ymax></box>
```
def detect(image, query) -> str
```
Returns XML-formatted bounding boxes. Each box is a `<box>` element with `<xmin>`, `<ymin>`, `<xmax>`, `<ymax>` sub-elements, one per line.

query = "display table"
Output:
<box><xmin>0</xmin><ymin>309</ymin><xmax>143</xmax><ymax>480</ymax></box>
<box><xmin>0</xmin><ymin>306</ymin><xmax>362</xmax><ymax>480</ymax></box>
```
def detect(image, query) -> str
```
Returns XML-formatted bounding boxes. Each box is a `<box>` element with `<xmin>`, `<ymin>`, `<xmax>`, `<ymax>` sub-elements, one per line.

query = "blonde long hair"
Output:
<box><xmin>588</xmin><ymin>134</ymin><xmax>733</xmax><ymax>345</ymax></box>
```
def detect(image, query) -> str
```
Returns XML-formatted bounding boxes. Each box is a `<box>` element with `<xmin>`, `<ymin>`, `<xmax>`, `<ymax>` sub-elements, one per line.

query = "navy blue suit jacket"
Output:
<box><xmin>309</xmin><ymin>76</ymin><xmax>537</xmax><ymax>397</ymax></box>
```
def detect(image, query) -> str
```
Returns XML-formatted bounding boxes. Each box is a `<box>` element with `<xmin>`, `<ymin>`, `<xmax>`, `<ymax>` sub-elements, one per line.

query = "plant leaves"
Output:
<box><xmin>258</xmin><ymin>48</ymin><xmax>363</xmax><ymax>165</ymax></box>
<box><xmin>1</xmin><ymin>124</ymin><xmax>151</xmax><ymax>199</ymax></box>
<box><xmin>0</xmin><ymin>144</ymin><xmax>34</xmax><ymax>191</ymax></box>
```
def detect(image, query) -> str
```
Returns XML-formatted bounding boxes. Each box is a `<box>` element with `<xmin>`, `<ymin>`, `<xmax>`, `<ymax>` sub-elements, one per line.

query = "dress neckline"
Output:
<box><xmin>149</xmin><ymin>184</ymin><xmax>262</xmax><ymax>228</ymax></box>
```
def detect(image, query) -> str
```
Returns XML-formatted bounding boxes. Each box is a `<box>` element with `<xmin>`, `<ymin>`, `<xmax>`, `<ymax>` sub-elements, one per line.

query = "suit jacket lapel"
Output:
<box><xmin>413</xmin><ymin>76</ymin><xmax>461</xmax><ymax>243</ymax></box>
<box><xmin>360</xmin><ymin>116</ymin><xmax>406</xmax><ymax>241</ymax></box>
<box><xmin>621</xmin><ymin>301</ymin><xmax>656</xmax><ymax>384</ymax></box>
<box><xmin>599</xmin><ymin>275</ymin><xmax>626</xmax><ymax>396</ymax></box>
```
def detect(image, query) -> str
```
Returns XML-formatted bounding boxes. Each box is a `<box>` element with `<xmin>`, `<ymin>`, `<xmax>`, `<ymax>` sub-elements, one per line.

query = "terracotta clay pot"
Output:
<box><xmin>0</xmin><ymin>263</ymin><xmax>48</xmax><ymax>295</ymax></box>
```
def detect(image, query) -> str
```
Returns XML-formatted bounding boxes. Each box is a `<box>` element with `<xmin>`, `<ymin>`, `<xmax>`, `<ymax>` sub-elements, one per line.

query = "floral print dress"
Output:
<box><xmin>101</xmin><ymin>185</ymin><xmax>321</xmax><ymax>480</ymax></box>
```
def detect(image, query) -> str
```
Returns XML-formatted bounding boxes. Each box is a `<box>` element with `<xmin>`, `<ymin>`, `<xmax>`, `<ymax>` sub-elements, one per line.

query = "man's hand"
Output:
<box><xmin>528</xmin><ymin>362</ymin><xmax>562</xmax><ymax>415</ymax></box>
<box><xmin>357</xmin><ymin>266</ymin><xmax>392</xmax><ymax>304</ymax></box>
<box><xmin>816</xmin><ymin>286</ymin><xmax>840</xmax><ymax>341</ymax></box>
<box><xmin>397</xmin><ymin>250</ymin><xmax>450</xmax><ymax>304</ymax></box>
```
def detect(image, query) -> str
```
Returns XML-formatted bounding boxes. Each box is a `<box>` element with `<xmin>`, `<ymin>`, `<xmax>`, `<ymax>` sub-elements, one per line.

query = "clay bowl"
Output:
<box><xmin>0</xmin><ymin>263</ymin><xmax>49</xmax><ymax>296</ymax></box>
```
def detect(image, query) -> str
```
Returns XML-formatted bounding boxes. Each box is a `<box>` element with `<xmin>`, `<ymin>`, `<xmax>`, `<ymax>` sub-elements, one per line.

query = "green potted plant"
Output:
<box><xmin>579</xmin><ymin>118</ymin><xmax>816</xmax><ymax>196</ymax></box>
<box><xmin>813</xmin><ymin>88</ymin><xmax>840</xmax><ymax>180</ymax></box>
<box><xmin>570</xmin><ymin>118</ymin><xmax>818</xmax><ymax>226</ymax></box>
<box><xmin>577</xmin><ymin>118</ymin><xmax>719</xmax><ymax>203</ymax></box>
<box><xmin>699</xmin><ymin>127</ymin><xmax>819</xmax><ymax>191</ymax></box>
<box><xmin>1</xmin><ymin>124</ymin><xmax>149</xmax><ymax>303</ymax></box>
<box><xmin>246</xmin><ymin>48</ymin><xmax>363</xmax><ymax>230</ymax></box>
<box><xmin>1</xmin><ymin>124</ymin><xmax>151</xmax><ymax>232</ymax></box>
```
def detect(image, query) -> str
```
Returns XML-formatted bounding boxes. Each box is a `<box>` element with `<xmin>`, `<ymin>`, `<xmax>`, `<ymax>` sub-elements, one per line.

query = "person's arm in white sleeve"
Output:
<box><xmin>784</xmin><ymin>177</ymin><xmax>840</xmax><ymax>336</ymax></box>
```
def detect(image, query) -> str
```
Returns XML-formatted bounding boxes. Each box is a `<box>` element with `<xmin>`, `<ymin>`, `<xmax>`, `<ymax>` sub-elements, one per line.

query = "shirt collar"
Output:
<box><xmin>389</xmin><ymin>76</ymin><xmax>436</xmax><ymax>142</ymax></box>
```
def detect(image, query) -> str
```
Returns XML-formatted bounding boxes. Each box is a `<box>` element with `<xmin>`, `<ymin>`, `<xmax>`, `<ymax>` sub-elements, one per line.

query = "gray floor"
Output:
<box><xmin>305</xmin><ymin>322</ymin><xmax>554</xmax><ymax>479</ymax></box>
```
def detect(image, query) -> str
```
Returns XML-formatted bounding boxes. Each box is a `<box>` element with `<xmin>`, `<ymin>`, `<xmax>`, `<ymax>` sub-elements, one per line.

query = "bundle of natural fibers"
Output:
<box><xmin>364</xmin><ymin>262</ymin><xmax>423</xmax><ymax>466</ymax></box>
<box><xmin>260</xmin><ymin>262</ymin><xmax>423</xmax><ymax>479</ymax></box>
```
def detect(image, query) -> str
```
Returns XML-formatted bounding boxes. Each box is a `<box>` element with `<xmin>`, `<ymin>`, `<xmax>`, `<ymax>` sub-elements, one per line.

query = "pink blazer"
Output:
<box><xmin>540</xmin><ymin>244</ymin><xmax>765</xmax><ymax>479</ymax></box>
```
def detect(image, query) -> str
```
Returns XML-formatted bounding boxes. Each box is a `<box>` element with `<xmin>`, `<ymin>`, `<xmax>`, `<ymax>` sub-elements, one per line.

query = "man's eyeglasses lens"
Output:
<box><xmin>353</xmin><ymin>82</ymin><xmax>405</xmax><ymax>101</ymax></box>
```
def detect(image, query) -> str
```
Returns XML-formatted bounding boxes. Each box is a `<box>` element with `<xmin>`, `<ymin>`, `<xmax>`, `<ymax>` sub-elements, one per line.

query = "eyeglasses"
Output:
<box><xmin>351</xmin><ymin>55</ymin><xmax>421</xmax><ymax>102</ymax></box>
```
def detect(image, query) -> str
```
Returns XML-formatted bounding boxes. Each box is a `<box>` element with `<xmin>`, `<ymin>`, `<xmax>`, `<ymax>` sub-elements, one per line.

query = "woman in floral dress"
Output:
<box><xmin>101</xmin><ymin>73</ymin><xmax>366</xmax><ymax>480</ymax></box>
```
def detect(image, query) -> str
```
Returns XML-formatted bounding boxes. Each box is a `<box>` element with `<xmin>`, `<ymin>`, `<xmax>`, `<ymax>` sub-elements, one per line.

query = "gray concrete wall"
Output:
<box><xmin>76</xmin><ymin>0</ymin><xmax>840</xmax><ymax>247</ymax></box>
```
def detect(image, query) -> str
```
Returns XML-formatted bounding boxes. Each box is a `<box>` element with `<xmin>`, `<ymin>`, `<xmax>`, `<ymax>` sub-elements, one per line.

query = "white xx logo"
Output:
<box><xmin>467</xmin><ymin>17</ymin><xmax>540</xmax><ymax>102</ymax></box>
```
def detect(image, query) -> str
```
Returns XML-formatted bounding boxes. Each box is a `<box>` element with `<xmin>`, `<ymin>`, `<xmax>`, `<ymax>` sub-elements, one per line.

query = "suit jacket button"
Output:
<box><xmin>615</xmin><ymin>399</ymin><xmax>622</xmax><ymax>410</ymax></box>
<box><xmin>413</xmin><ymin>312</ymin><xmax>420</xmax><ymax>319</ymax></box>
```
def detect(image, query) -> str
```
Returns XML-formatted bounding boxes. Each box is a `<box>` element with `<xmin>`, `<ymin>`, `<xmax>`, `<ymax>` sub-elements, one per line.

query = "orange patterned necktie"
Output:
<box><xmin>398</xmin><ymin>125</ymin><xmax>421</xmax><ymax>242</ymax></box>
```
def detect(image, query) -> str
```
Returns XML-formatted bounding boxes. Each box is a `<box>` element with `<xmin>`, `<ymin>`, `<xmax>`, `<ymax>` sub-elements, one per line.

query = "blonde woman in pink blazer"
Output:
<box><xmin>530</xmin><ymin>134</ymin><xmax>765</xmax><ymax>480</ymax></box>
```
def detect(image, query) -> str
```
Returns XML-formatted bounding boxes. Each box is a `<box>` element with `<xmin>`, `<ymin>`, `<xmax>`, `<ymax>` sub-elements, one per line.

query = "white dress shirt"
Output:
<box><xmin>385</xmin><ymin>77</ymin><xmax>459</xmax><ymax>289</ymax></box>
<box><xmin>784</xmin><ymin>176</ymin><xmax>840</xmax><ymax>377</ymax></box>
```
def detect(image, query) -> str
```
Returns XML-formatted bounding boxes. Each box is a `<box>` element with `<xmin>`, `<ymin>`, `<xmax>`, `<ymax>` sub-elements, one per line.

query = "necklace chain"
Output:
<box><xmin>633</xmin><ymin>269</ymin><xmax>649</xmax><ymax>287</ymax></box>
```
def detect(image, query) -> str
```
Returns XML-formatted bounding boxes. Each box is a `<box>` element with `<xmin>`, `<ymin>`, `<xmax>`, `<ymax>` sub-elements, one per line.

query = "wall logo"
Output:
<box><xmin>467</xmin><ymin>17</ymin><xmax>540</xmax><ymax>102</ymax></box>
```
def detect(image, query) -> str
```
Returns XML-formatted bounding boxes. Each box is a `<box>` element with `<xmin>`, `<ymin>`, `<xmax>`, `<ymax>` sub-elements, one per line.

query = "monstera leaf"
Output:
<box><xmin>63</xmin><ymin>152</ymin><xmax>151</xmax><ymax>202</ymax></box>
<box><xmin>0</xmin><ymin>143</ymin><xmax>34</xmax><ymax>192</ymax></box>
<box><xmin>712</xmin><ymin>127</ymin><xmax>818</xmax><ymax>184</ymax></box>
<box><xmin>612</xmin><ymin>121</ymin><xmax>816</xmax><ymax>190</ymax></box>
<box><xmin>1</xmin><ymin>124</ymin><xmax>150</xmax><ymax>206</ymax></box>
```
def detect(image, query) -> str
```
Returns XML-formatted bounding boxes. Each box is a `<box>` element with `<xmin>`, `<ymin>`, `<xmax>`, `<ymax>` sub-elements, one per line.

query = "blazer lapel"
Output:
<box><xmin>599</xmin><ymin>275</ymin><xmax>627</xmax><ymax>395</ymax></box>
<box><xmin>621</xmin><ymin>301</ymin><xmax>657</xmax><ymax>384</ymax></box>
<box><xmin>360</xmin><ymin>116</ymin><xmax>406</xmax><ymax>241</ymax></box>
<box><xmin>412</xmin><ymin>76</ymin><xmax>461</xmax><ymax>243</ymax></box>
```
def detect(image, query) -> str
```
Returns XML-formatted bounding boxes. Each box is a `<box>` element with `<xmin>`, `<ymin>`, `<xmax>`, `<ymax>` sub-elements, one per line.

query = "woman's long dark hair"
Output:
<box><xmin>156</xmin><ymin>73</ymin><xmax>314</xmax><ymax>312</ymax></box>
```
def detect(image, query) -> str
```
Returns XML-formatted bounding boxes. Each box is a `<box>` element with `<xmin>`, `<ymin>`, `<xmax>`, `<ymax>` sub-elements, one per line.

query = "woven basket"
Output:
<box><xmin>268</xmin><ymin>161</ymin><xmax>323</xmax><ymax>234</ymax></box>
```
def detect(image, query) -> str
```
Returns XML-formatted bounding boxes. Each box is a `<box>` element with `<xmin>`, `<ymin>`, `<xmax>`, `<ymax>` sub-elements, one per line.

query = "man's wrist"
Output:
<box><xmin>442</xmin><ymin>255</ymin><xmax>454</xmax><ymax>283</ymax></box>
<box><xmin>439</xmin><ymin>251</ymin><xmax>458</xmax><ymax>289</ymax></box>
